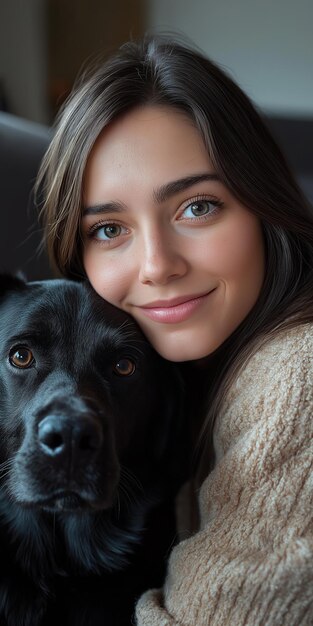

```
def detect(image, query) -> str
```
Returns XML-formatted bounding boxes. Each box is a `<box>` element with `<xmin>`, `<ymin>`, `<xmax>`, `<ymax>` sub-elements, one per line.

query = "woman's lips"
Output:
<box><xmin>137</xmin><ymin>291</ymin><xmax>215</xmax><ymax>324</ymax></box>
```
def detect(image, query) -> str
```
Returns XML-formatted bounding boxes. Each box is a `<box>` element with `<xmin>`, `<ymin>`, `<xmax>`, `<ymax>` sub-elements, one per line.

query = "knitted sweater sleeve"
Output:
<box><xmin>135</xmin><ymin>324</ymin><xmax>313</xmax><ymax>626</ymax></box>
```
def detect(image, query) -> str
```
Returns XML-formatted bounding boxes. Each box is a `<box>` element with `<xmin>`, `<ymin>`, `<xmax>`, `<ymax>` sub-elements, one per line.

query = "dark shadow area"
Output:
<box><xmin>265</xmin><ymin>116</ymin><xmax>313</xmax><ymax>203</ymax></box>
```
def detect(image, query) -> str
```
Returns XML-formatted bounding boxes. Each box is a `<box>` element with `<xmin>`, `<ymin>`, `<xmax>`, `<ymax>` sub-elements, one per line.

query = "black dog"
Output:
<box><xmin>0</xmin><ymin>275</ymin><xmax>188</xmax><ymax>626</ymax></box>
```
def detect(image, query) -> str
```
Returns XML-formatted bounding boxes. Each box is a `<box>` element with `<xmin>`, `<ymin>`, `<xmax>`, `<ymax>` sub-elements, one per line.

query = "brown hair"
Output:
<box><xmin>37</xmin><ymin>34</ymin><xmax>313</xmax><ymax>463</ymax></box>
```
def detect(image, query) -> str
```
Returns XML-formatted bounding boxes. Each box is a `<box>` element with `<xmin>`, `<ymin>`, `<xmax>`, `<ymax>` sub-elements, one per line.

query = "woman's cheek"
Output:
<box><xmin>84</xmin><ymin>253</ymin><xmax>131</xmax><ymax>308</ymax></box>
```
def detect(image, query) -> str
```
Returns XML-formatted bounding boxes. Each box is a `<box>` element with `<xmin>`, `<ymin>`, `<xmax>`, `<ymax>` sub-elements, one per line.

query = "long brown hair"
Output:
<box><xmin>37</xmin><ymin>34</ymin><xmax>313</xmax><ymax>464</ymax></box>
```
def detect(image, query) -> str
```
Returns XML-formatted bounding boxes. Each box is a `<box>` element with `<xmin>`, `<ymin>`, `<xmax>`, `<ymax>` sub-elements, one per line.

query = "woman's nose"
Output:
<box><xmin>138</xmin><ymin>233</ymin><xmax>188</xmax><ymax>286</ymax></box>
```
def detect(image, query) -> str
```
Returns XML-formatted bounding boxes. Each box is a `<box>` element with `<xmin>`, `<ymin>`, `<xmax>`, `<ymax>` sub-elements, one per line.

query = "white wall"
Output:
<box><xmin>0</xmin><ymin>0</ymin><xmax>49</xmax><ymax>124</ymax></box>
<box><xmin>147</xmin><ymin>0</ymin><xmax>313</xmax><ymax>116</ymax></box>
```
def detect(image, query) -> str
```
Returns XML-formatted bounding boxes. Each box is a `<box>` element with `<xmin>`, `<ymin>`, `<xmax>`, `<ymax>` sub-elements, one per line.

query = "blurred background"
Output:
<box><xmin>1</xmin><ymin>0</ymin><xmax>312</xmax><ymax>124</ymax></box>
<box><xmin>0</xmin><ymin>0</ymin><xmax>312</xmax><ymax>278</ymax></box>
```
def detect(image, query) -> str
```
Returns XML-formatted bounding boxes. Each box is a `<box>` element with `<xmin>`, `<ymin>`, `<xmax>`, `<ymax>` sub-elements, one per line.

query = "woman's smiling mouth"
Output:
<box><xmin>136</xmin><ymin>290</ymin><xmax>216</xmax><ymax>324</ymax></box>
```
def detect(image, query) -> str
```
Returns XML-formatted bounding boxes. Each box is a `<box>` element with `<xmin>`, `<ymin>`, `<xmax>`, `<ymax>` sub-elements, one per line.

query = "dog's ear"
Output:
<box><xmin>0</xmin><ymin>273</ymin><xmax>27</xmax><ymax>296</ymax></box>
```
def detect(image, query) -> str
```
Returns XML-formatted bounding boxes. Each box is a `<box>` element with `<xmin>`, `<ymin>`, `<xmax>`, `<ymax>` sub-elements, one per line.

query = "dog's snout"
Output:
<box><xmin>38</xmin><ymin>414</ymin><xmax>103</xmax><ymax>463</ymax></box>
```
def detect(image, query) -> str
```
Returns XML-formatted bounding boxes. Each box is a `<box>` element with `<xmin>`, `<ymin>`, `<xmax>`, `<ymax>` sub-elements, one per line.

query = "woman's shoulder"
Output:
<box><xmin>214</xmin><ymin>322</ymin><xmax>313</xmax><ymax>458</ymax></box>
<box><xmin>252</xmin><ymin>320</ymin><xmax>313</xmax><ymax>364</ymax></box>
<box><xmin>233</xmin><ymin>320</ymin><xmax>313</xmax><ymax>395</ymax></box>
<box><xmin>243</xmin><ymin>320</ymin><xmax>313</xmax><ymax>397</ymax></box>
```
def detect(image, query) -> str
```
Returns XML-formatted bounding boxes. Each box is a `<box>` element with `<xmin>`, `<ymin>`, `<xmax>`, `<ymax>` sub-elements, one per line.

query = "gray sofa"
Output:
<box><xmin>0</xmin><ymin>112</ymin><xmax>312</xmax><ymax>281</ymax></box>
<box><xmin>0</xmin><ymin>112</ymin><xmax>52</xmax><ymax>280</ymax></box>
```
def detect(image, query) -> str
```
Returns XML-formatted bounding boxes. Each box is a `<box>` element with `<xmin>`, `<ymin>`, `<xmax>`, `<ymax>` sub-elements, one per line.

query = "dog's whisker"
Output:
<box><xmin>116</xmin><ymin>466</ymin><xmax>146</xmax><ymax>513</ymax></box>
<box><xmin>80</xmin><ymin>394</ymin><xmax>100</xmax><ymax>406</ymax></box>
<box><xmin>115</xmin><ymin>492</ymin><xmax>121</xmax><ymax>519</ymax></box>
<box><xmin>52</xmin><ymin>512</ymin><xmax>56</xmax><ymax>544</ymax></box>
<box><xmin>0</xmin><ymin>459</ymin><xmax>14</xmax><ymax>480</ymax></box>
<box><xmin>116</xmin><ymin>319</ymin><xmax>133</xmax><ymax>332</ymax></box>
<box><xmin>117</xmin><ymin>484</ymin><xmax>136</xmax><ymax>513</ymax></box>
<box><xmin>119</xmin><ymin>339</ymin><xmax>147</xmax><ymax>357</ymax></box>
<box><xmin>118</xmin><ymin>480</ymin><xmax>136</xmax><ymax>502</ymax></box>
<box><xmin>0</xmin><ymin>458</ymin><xmax>13</xmax><ymax>470</ymax></box>
<box><xmin>120</xmin><ymin>466</ymin><xmax>144</xmax><ymax>495</ymax></box>
<box><xmin>129</xmin><ymin>345</ymin><xmax>145</xmax><ymax>357</ymax></box>
<box><xmin>0</xmin><ymin>470</ymin><xmax>12</xmax><ymax>481</ymax></box>
<box><xmin>118</xmin><ymin>480</ymin><xmax>137</xmax><ymax>503</ymax></box>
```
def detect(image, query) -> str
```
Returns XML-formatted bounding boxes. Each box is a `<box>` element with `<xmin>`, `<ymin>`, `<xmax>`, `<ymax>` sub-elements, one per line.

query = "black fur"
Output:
<box><xmin>0</xmin><ymin>276</ymin><xmax>188</xmax><ymax>626</ymax></box>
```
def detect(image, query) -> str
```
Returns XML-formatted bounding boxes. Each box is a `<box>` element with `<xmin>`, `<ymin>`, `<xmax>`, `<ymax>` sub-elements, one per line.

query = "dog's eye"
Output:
<box><xmin>9</xmin><ymin>346</ymin><xmax>35</xmax><ymax>369</ymax></box>
<box><xmin>113</xmin><ymin>358</ymin><xmax>136</xmax><ymax>376</ymax></box>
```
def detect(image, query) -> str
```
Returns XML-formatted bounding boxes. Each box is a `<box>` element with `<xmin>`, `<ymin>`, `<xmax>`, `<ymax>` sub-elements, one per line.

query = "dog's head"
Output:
<box><xmin>0</xmin><ymin>275</ymin><xmax>184</xmax><ymax>523</ymax></box>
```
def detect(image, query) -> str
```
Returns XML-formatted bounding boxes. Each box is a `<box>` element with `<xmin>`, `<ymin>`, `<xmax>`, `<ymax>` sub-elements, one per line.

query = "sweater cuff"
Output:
<box><xmin>136</xmin><ymin>589</ymin><xmax>178</xmax><ymax>626</ymax></box>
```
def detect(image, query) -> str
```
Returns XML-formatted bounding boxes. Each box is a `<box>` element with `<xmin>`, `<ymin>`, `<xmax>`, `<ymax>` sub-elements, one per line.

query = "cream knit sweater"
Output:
<box><xmin>136</xmin><ymin>323</ymin><xmax>313</xmax><ymax>626</ymax></box>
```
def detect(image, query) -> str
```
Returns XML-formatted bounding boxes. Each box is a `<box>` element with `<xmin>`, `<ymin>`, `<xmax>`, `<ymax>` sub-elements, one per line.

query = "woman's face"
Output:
<box><xmin>82</xmin><ymin>106</ymin><xmax>265</xmax><ymax>361</ymax></box>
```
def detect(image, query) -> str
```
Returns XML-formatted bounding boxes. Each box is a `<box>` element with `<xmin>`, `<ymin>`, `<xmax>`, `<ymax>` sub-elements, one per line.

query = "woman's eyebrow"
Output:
<box><xmin>153</xmin><ymin>173</ymin><xmax>221</xmax><ymax>203</ymax></box>
<box><xmin>82</xmin><ymin>173</ymin><xmax>221</xmax><ymax>216</ymax></box>
<box><xmin>82</xmin><ymin>202</ymin><xmax>125</xmax><ymax>217</ymax></box>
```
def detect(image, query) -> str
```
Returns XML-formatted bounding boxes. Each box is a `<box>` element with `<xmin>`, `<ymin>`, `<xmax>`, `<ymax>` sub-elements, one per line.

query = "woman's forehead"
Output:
<box><xmin>83</xmin><ymin>105</ymin><xmax>214</xmax><ymax>202</ymax></box>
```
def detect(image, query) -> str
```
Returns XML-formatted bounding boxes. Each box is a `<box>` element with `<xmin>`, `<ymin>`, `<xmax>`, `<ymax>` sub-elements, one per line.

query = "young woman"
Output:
<box><xmin>37</xmin><ymin>35</ymin><xmax>313</xmax><ymax>625</ymax></box>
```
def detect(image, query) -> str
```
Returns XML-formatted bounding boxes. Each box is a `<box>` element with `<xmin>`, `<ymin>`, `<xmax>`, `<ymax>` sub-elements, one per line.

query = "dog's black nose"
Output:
<box><xmin>38</xmin><ymin>414</ymin><xmax>103</xmax><ymax>463</ymax></box>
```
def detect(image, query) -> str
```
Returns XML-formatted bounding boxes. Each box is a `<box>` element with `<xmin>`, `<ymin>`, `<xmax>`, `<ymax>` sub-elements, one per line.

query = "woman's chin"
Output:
<box><xmin>141</xmin><ymin>328</ymin><xmax>221</xmax><ymax>362</ymax></box>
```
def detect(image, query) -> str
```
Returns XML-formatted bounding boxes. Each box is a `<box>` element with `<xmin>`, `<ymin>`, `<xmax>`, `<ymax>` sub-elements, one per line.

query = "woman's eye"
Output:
<box><xmin>94</xmin><ymin>224</ymin><xmax>123</xmax><ymax>240</ymax></box>
<box><xmin>180</xmin><ymin>200</ymin><xmax>219</xmax><ymax>220</ymax></box>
